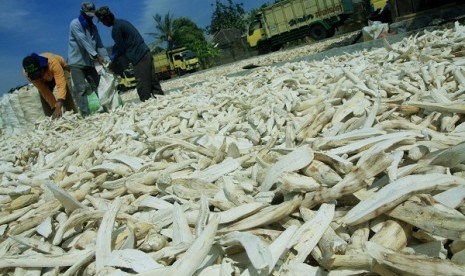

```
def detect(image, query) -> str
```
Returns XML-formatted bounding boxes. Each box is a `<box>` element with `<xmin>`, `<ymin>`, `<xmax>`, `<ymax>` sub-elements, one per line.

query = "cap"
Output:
<box><xmin>22</xmin><ymin>56</ymin><xmax>42</xmax><ymax>80</ymax></box>
<box><xmin>81</xmin><ymin>2</ymin><xmax>96</xmax><ymax>17</ymax></box>
<box><xmin>95</xmin><ymin>6</ymin><xmax>111</xmax><ymax>20</ymax></box>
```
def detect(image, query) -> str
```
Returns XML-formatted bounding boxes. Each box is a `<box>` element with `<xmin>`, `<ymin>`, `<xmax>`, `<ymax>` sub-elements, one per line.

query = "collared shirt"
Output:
<box><xmin>24</xmin><ymin>53</ymin><xmax>68</xmax><ymax>108</ymax></box>
<box><xmin>68</xmin><ymin>15</ymin><xmax>106</xmax><ymax>67</ymax></box>
<box><xmin>111</xmin><ymin>19</ymin><xmax>149</xmax><ymax>65</ymax></box>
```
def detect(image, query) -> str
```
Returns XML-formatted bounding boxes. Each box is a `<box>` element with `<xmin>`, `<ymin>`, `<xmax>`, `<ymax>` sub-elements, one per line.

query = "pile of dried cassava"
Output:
<box><xmin>1</xmin><ymin>22</ymin><xmax>465</xmax><ymax>275</ymax></box>
<box><xmin>154</xmin><ymin>30</ymin><xmax>360</xmax><ymax>95</ymax></box>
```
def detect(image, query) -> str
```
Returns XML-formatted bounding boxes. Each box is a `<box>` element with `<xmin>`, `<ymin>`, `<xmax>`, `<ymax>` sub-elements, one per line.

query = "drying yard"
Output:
<box><xmin>1</xmin><ymin>22</ymin><xmax>465</xmax><ymax>275</ymax></box>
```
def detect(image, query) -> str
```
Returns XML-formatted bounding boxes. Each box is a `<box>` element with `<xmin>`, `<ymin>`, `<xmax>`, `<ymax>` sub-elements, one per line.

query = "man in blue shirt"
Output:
<box><xmin>68</xmin><ymin>2</ymin><xmax>109</xmax><ymax>116</ymax></box>
<box><xmin>95</xmin><ymin>6</ymin><xmax>164</xmax><ymax>102</ymax></box>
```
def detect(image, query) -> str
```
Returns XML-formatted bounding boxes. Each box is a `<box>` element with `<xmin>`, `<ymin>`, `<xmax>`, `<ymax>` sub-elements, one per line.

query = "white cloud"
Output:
<box><xmin>0</xmin><ymin>1</ymin><xmax>43</xmax><ymax>33</ymax></box>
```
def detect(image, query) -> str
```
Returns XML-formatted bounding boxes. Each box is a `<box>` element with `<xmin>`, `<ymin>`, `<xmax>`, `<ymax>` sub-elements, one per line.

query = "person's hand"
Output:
<box><xmin>93</xmin><ymin>55</ymin><xmax>105</xmax><ymax>65</ymax></box>
<box><xmin>52</xmin><ymin>101</ymin><xmax>63</xmax><ymax>119</ymax></box>
<box><xmin>97</xmin><ymin>55</ymin><xmax>105</xmax><ymax>65</ymax></box>
<box><xmin>107</xmin><ymin>61</ymin><xmax>115</xmax><ymax>72</ymax></box>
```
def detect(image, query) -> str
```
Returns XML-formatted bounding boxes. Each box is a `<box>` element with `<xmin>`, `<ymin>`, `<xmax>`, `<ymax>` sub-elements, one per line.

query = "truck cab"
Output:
<box><xmin>116</xmin><ymin>67</ymin><xmax>137</xmax><ymax>92</ymax></box>
<box><xmin>169</xmin><ymin>48</ymin><xmax>201</xmax><ymax>75</ymax></box>
<box><xmin>370</xmin><ymin>0</ymin><xmax>388</xmax><ymax>12</ymax></box>
<box><xmin>247</xmin><ymin>19</ymin><xmax>265</xmax><ymax>48</ymax></box>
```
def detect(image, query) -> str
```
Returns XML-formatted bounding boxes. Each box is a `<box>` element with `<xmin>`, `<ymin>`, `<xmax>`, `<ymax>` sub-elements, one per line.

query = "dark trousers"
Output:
<box><xmin>133</xmin><ymin>52</ymin><xmax>164</xmax><ymax>102</ymax></box>
<box><xmin>40</xmin><ymin>72</ymin><xmax>78</xmax><ymax>116</ymax></box>
<box><xmin>70</xmin><ymin>65</ymin><xmax>100</xmax><ymax>117</ymax></box>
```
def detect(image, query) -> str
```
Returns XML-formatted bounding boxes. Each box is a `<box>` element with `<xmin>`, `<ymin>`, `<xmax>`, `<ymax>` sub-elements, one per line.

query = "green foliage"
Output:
<box><xmin>190</xmin><ymin>40</ymin><xmax>222</xmax><ymax>68</ymax></box>
<box><xmin>149</xmin><ymin>13</ymin><xmax>221</xmax><ymax>69</ymax></box>
<box><xmin>148</xmin><ymin>12</ymin><xmax>175</xmax><ymax>50</ymax></box>
<box><xmin>172</xmin><ymin>17</ymin><xmax>206</xmax><ymax>48</ymax></box>
<box><xmin>208</xmin><ymin>0</ymin><xmax>246</xmax><ymax>35</ymax></box>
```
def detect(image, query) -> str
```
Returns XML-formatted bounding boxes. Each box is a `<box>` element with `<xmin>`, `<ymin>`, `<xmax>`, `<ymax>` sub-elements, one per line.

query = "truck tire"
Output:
<box><xmin>257</xmin><ymin>41</ymin><xmax>271</xmax><ymax>55</ymax></box>
<box><xmin>176</xmin><ymin>68</ymin><xmax>183</xmax><ymax>76</ymax></box>
<box><xmin>271</xmin><ymin>44</ymin><xmax>282</xmax><ymax>52</ymax></box>
<box><xmin>326</xmin><ymin>27</ymin><xmax>336</xmax><ymax>38</ymax></box>
<box><xmin>309</xmin><ymin>24</ymin><xmax>327</xmax><ymax>41</ymax></box>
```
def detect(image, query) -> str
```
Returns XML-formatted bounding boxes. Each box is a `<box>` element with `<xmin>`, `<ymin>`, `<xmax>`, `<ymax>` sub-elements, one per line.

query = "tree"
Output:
<box><xmin>208</xmin><ymin>0</ymin><xmax>246</xmax><ymax>35</ymax></box>
<box><xmin>172</xmin><ymin>17</ymin><xmax>205</xmax><ymax>48</ymax></box>
<box><xmin>171</xmin><ymin>17</ymin><xmax>221</xmax><ymax>69</ymax></box>
<box><xmin>190</xmin><ymin>40</ymin><xmax>221</xmax><ymax>69</ymax></box>
<box><xmin>149</xmin><ymin>12</ymin><xmax>175</xmax><ymax>50</ymax></box>
<box><xmin>149</xmin><ymin>14</ymin><xmax>220</xmax><ymax>69</ymax></box>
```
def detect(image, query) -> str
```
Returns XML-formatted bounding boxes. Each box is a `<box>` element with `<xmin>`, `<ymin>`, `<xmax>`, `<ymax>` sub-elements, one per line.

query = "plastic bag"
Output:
<box><xmin>87</xmin><ymin>92</ymin><xmax>102</xmax><ymax>114</ymax></box>
<box><xmin>97</xmin><ymin>67</ymin><xmax>123</xmax><ymax>111</ymax></box>
<box><xmin>362</xmin><ymin>21</ymin><xmax>389</xmax><ymax>41</ymax></box>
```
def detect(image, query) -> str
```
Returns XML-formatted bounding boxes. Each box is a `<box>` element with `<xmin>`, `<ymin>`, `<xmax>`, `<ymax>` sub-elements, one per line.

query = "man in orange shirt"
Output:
<box><xmin>22</xmin><ymin>53</ymin><xmax>78</xmax><ymax>119</ymax></box>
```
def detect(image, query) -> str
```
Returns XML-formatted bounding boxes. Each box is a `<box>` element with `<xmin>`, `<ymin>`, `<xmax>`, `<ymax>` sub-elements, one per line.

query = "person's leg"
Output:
<box><xmin>150</xmin><ymin>55</ymin><xmax>164</xmax><ymax>96</ymax></box>
<box><xmin>85</xmin><ymin>67</ymin><xmax>101</xmax><ymax>93</ymax></box>
<box><xmin>63</xmin><ymin>70</ymin><xmax>79</xmax><ymax>113</ymax></box>
<box><xmin>70</xmin><ymin>66</ymin><xmax>90</xmax><ymax>117</ymax></box>
<box><xmin>133</xmin><ymin>53</ymin><xmax>152</xmax><ymax>102</ymax></box>
<box><xmin>85</xmin><ymin>67</ymin><xmax>108</xmax><ymax>112</ymax></box>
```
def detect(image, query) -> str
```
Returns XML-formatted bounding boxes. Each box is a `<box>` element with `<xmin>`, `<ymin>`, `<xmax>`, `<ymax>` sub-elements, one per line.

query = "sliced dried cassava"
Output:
<box><xmin>261</xmin><ymin>146</ymin><xmax>314</xmax><ymax>191</ymax></box>
<box><xmin>219</xmin><ymin>196</ymin><xmax>301</xmax><ymax>232</ymax></box>
<box><xmin>301</xmin><ymin>160</ymin><xmax>342</xmax><ymax>187</ymax></box>
<box><xmin>434</xmin><ymin>186</ymin><xmax>465</xmax><ymax>209</ymax></box>
<box><xmin>369</xmin><ymin>219</ymin><xmax>410</xmax><ymax>251</ymax></box>
<box><xmin>104</xmin><ymin>249</ymin><xmax>164</xmax><ymax>273</ymax></box>
<box><xmin>217</xmin><ymin>202</ymin><xmax>268</xmax><ymax>224</ymax></box>
<box><xmin>191</xmin><ymin>157</ymin><xmax>244</xmax><ymax>183</ymax></box>
<box><xmin>386</xmin><ymin>196</ymin><xmax>465</xmax><ymax>240</ymax></box>
<box><xmin>366</xmin><ymin>241</ymin><xmax>465</xmax><ymax>276</ymax></box>
<box><xmin>220</xmin><ymin>231</ymin><xmax>272</xmax><ymax>271</ymax></box>
<box><xmin>425</xmin><ymin>141</ymin><xmax>465</xmax><ymax>167</ymax></box>
<box><xmin>172</xmin><ymin>202</ymin><xmax>194</xmax><ymax>245</ymax></box>
<box><xmin>0</xmin><ymin>249</ymin><xmax>94</xmax><ymax>269</ymax></box>
<box><xmin>96</xmin><ymin>199</ymin><xmax>122</xmax><ymax>272</ymax></box>
<box><xmin>302</xmin><ymin>152</ymin><xmax>392</xmax><ymax>209</ymax></box>
<box><xmin>45</xmin><ymin>182</ymin><xmax>87</xmax><ymax>213</ymax></box>
<box><xmin>286</xmin><ymin>203</ymin><xmax>335</xmax><ymax>264</ymax></box>
<box><xmin>8</xmin><ymin>235</ymin><xmax>64</xmax><ymax>254</ymax></box>
<box><xmin>343</xmin><ymin>174</ymin><xmax>465</xmax><ymax>225</ymax></box>
<box><xmin>89</xmin><ymin>162</ymin><xmax>133</xmax><ymax>177</ymax></box>
<box><xmin>142</xmin><ymin>215</ymin><xmax>220</xmax><ymax>276</ymax></box>
<box><xmin>222</xmin><ymin>176</ymin><xmax>253</xmax><ymax>205</ymax></box>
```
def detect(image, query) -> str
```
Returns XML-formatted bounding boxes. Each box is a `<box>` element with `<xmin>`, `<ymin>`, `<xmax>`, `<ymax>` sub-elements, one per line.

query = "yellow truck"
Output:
<box><xmin>370</xmin><ymin>0</ymin><xmax>388</xmax><ymax>12</ymax></box>
<box><xmin>247</xmin><ymin>0</ymin><xmax>354</xmax><ymax>53</ymax></box>
<box><xmin>153</xmin><ymin>47</ymin><xmax>201</xmax><ymax>79</ymax></box>
<box><xmin>116</xmin><ymin>68</ymin><xmax>137</xmax><ymax>92</ymax></box>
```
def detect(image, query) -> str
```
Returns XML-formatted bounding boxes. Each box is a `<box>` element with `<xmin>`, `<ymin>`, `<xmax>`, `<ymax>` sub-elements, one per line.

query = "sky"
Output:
<box><xmin>0</xmin><ymin>0</ymin><xmax>271</xmax><ymax>96</ymax></box>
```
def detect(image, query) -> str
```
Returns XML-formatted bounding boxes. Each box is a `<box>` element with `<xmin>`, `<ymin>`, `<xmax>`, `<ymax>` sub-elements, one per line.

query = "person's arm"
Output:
<box><xmin>49</xmin><ymin>57</ymin><xmax>67</xmax><ymax>119</ymax></box>
<box><xmin>70</xmin><ymin>20</ymin><xmax>100</xmax><ymax>60</ymax></box>
<box><xmin>31</xmin><ymin>79</ymin><xmax>57</xmax><ymax>110</ymax></box>
<box><xmin>49</xmin><ymin>58</ymin><xmax>67</xmax><ymax>102</ymax></box>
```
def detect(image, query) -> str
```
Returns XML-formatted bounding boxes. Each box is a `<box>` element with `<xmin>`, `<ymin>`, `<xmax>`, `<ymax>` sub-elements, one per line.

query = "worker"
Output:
<box><xmin>95</xmin><ymin>6</ymin><xmax>164</xmax><ymax>102</ymax></box>
<box><xmin>22</xmin><ymin>53</ymin><xmax>78</xmax><ymax>119</ymax></box>
<box><xmin>68</xmin><ymin>1</ymin><xmax>109</xmax><ymax>117</ymax></box>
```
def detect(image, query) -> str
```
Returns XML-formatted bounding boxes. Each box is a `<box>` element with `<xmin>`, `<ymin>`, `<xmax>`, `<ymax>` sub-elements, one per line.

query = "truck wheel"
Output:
<box><xmin>326</xmin><ymin>27</ymin><xmax>336</xmax><ymax>38</ymax></box>
<box><xmin>176</xmin><ymin>68</ymin><xmax>186</xmax><ymax>76</ymax></box>
<box><xmin>309</xmin><ymin>24</ymin><xmax>327</xmax><ymax>41</ymax></box>
<box><xmin>271</xmin><ymin>44</ymin><xmax>282</xmax><ymax>52</ymax></box>
<box><xmin>257</xmin><ymin>41</ymin><xmax>271</xmax><ymax>55</ymax></box>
